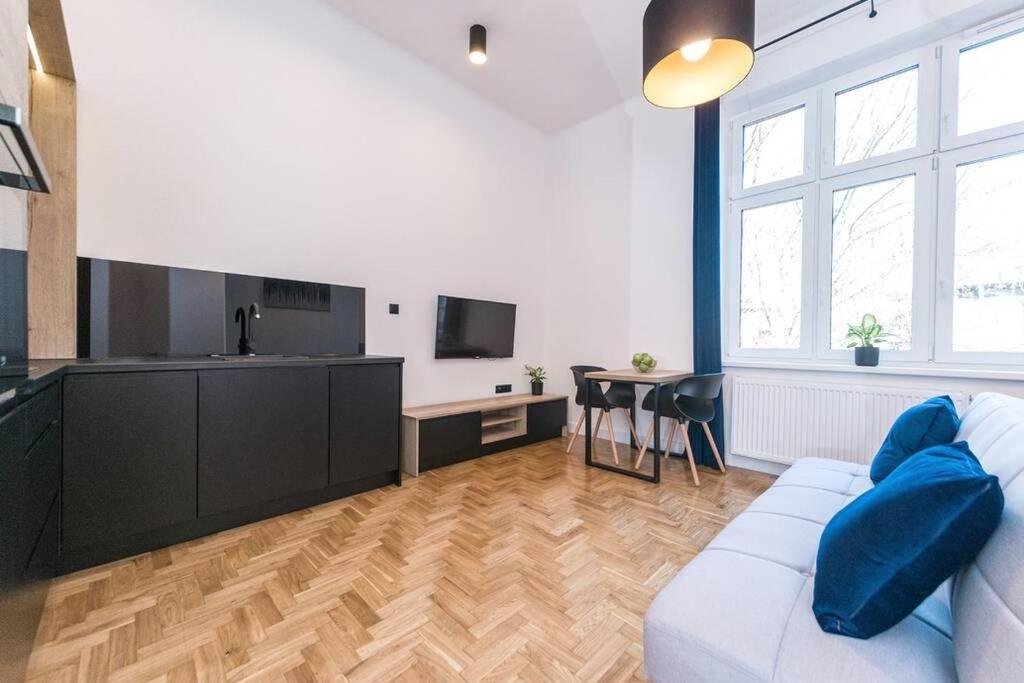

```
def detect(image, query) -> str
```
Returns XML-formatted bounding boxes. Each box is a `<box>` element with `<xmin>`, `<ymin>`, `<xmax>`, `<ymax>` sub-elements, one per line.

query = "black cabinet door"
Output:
<box><xmin>63</xmin><ymin>372</ymin><xmax>198</xmax><ymax>550</ymax></box>
<box><xmin>419</xmin><ymin>413</ymin><xmax>481</xmax><ymax>472</ymax></box>
<box><xmin>527</xmin><ymin>400</ymin><xmax>566</xmax><ymax>443</ymax></box>
<box><xmin>329</xmin><ymin>364</ymin><xmax>401</xmax><ymax>485</ymax></box>
<box><xmin>198</xmin><ymin>367</ymin><xmax>328</xmax><ymax>516</ymax></box>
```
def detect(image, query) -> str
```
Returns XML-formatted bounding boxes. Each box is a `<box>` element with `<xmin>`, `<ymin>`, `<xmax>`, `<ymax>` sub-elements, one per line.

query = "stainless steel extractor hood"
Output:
<box><xmin>0</xmin><ymin>102</ymin><xmax>50</xmax><ymax>193</ymax></box>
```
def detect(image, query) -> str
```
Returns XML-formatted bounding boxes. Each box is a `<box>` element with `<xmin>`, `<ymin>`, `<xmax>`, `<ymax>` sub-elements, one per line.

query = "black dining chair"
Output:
<box><xmin>633</xmin><ymin>373</ymin><xmax>727</xmax><ymax>485</ymax></box>
<box><xmin>567</xmin><ymin>365</ymin><xmax>641</xmax><ymax>465</ymax></box>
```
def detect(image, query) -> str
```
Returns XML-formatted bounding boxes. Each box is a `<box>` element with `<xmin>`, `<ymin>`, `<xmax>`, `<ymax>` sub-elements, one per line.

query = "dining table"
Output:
<box><xmin>583</xmin><ymin>368</ymin><xmax>693</xmax><ymax>484</ymax></box>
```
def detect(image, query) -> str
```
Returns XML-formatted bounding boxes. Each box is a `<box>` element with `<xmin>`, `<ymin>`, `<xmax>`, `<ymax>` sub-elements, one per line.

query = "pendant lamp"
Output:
<box><xmin>643</xmin><ymin>0</ymin><xmax>755</xmax><ymax>108</ymax></box>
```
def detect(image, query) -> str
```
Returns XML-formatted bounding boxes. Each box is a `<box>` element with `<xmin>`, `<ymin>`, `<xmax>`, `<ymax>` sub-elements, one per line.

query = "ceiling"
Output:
<box><xmin>328</xmin><ymin>0</ymin><xmax>852</xmax><ymax>133</ymax></box>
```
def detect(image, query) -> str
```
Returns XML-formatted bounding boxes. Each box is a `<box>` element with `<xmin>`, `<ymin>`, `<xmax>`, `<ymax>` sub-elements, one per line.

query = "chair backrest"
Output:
<box><xmin>674</xmin><ymin>373</ymin><xmax>724</xmax><ymax>400</ymax></box>
<box><xmin>570</xmin><ymin>365</ymin><xmax>606</xmax><ymax>407</ymax></box>
<box><xmin>949</xmin><ymin>392</ymin><xmax>1024</xmax><ymax>681</ymax></box>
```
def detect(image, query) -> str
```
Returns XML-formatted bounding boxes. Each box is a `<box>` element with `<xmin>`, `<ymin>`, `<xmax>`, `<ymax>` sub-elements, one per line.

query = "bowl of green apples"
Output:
<box><xmin>631</xmin><ymin>353</ymin><xmax>658</xmax><ymax>374</ymax></box>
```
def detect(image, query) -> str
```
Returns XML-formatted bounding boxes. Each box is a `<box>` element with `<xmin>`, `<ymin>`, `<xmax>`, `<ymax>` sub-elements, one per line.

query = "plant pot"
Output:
<box><xmin>531</xmin><ymin>382</ymin><xmax>543</xmax><ymax>396</ymax></box>
<box><xmin>855</xmin><ymin>346</ymin><xmax>880</xmax><ymax>367</ymax></box>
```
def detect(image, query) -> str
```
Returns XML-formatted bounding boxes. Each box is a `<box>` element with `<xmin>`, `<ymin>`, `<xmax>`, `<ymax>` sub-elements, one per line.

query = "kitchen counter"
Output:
<box><xmin>0</xmin><ymin>354</ymin><xmax>404</xmax><ymax>417</ymax></box>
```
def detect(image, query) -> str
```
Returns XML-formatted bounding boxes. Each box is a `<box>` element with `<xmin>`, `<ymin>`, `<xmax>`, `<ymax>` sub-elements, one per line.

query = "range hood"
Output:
<box><xmin>0</xmin><ymin>102</ymin><xmax>50</xmax><ymax>193</ymax></box>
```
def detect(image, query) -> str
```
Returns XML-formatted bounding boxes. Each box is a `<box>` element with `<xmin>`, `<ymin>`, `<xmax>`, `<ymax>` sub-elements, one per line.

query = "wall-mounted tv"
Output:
<box><xmin>435</xmin><ymin>295</ymin><xmax>516</xmax><ymax>359</ymax></box>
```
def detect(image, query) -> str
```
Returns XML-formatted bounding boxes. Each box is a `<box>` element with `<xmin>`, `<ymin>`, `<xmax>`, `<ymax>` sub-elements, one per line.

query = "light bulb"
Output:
<box><xmin>680</xmin><ymin>39</ymin><xmax>712</xmax><ymax>62</ymax></box>
<box><xmin>469</xmin><ymin>50</ymin><xmax>487</xmax><ymax>65</ymax></box>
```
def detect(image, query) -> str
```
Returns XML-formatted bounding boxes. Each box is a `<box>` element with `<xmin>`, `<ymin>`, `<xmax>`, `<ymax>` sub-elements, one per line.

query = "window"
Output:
<box><xmin>829</xmin><ymin>174</ymin><xmax>916</xmax><ymax>350</ymax></box>
<box><xmin>957</xmin><ymin>29</ymin><xmax>1024</xmax><ymax>137</ymax></box>
<box><xmin>742</xmin><ymin>107</ymin><xmax>805</xmax><ymax>190</ymax></box>
<box><xmin>834</xmin><ymin>68</ymin><xmax>918</xmax><ymax>166</ymax></box>
<box><xmin>739</xmin><ymin>199</ymin><xmax>804</xmax><ymax>349</ymax></box>
<box><xmin>727</xmin><ymin>14</ymin><xmax>1024</xmax><ymax>369</ymax></box>
<box><xmin>951</xmin><ymin>149</ymin><xmax>1024</xmax><ymax>352</ymax></box>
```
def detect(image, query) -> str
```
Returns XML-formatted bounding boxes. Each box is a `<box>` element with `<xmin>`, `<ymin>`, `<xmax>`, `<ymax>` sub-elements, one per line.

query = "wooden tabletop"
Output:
<box><xmin>584</xmin><ymin>368</ymin><xmax>692</xmax><ymax>384</ymax></box>
<box><xmin>403</xmin><ymin>393</ymin><xmax>567</xmax><ymax>421</ymax></box>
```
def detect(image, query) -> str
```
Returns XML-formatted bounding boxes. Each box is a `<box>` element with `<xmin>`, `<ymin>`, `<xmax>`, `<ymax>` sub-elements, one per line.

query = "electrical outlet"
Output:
<box><xmin>389</xmin><ymin>303</ymin><xmax>400</xmax><ymax>315</ymax></box>
<box><xmin>495</xmin><ymin>384</ymin><xmax>512</xmax><ymax>394</ymax></box>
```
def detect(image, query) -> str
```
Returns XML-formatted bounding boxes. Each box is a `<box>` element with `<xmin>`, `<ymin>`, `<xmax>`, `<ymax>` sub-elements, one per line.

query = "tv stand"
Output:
<box><xmin>401</xmin><ymin>393</ymin><xmax>567</xmax><ymax>476</ymax></box>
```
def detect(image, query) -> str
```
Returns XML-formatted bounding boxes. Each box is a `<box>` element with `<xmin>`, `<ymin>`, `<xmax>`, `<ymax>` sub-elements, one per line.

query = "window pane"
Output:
<box><xmin>959</xmin><ymin>29</ymin><xmax>1024</xmax><ymax>136</ymax></box>
<box><xmin>742</xmin><ymin>107</ymin><xmax>804</xmax><ymax>189</ymax></box>
<box><xmin>953</xmin><ymin>150</ymin><xmax>1024</xmax><ymax>352</ymax></box>
<box><xmin>740</xmin><ymin>199</ymin><xmax>803</xmax><ymax>349</ymax></box>
<box><xmin>834</xmin><ymin>67</ymin><xmax>918</xmax><ymax>166</ymax></box>
<box><xmin>831</xmin><ymin>175</ymin><xmax>915</xmax><ymax>350</ymax></box>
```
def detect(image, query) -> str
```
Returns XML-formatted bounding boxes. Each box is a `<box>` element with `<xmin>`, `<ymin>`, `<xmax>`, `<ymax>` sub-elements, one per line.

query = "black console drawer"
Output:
<box><xmin>419</xmin><ymin>413</ymin><xmax>481</xmax><ymax>472</ymax></box>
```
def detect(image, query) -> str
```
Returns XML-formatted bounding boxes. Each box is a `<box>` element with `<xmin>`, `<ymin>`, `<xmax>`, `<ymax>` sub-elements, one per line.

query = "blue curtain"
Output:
<box><xmin>688</xmin><ymin>99</ymin><xmax>724</xmax><ymax>468</ymax></box>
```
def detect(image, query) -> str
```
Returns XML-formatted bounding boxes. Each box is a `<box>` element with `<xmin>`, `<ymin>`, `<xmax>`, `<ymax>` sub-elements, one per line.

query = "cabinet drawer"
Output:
<box><xmin>419</xmin><ymin>413</ymin><xmax>481</xmax><ymax>472</ymax></box>
<box><xmin>527</xmin><ymin>400</ymin><xmax>566</xmax><ymax>442</ymax></box>
<box><xmin>0</xmin><ymin>384</ymin><xmax>59</xmax><ymax>457</ymax></box>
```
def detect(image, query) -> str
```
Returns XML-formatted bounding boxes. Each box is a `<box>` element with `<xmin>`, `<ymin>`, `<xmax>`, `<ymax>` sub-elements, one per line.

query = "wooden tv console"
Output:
<box><xmin>401</xmin><ymin>393</ymin><xmax>567</xmax><ymax>476</ymax></box>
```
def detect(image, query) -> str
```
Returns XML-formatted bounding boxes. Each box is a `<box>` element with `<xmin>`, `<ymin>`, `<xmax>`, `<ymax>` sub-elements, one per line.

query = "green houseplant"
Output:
<box><xmin>845</xmin><ymin>314</ymin><xmax>892</xmax><ymax>367</ymax></box>
<box><xmin>525</xmin><ymin>364</ymin><xmax>547</xmax><ymax>395</ymax></box>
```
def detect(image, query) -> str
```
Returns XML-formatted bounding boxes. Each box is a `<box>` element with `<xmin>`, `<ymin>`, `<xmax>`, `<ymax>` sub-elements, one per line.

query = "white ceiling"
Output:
<box><xmin>328</xmin><ymin>0</ymin><xmax>854</xmax><ymax>133</ymax></box>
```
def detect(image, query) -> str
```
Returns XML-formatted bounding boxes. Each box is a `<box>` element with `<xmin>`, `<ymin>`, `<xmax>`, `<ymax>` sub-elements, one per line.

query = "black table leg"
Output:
<box><xmin>653</xmin><ymin>383</ymin><xmax>661</xmax><ymax>484</ymax></box>
<box><xmin>629</xmin><ymin>400</ymin><xmax>637</xmax><ymax>450</ymax></box>
<box><xmin>584</xmin><ymin>379</ymin><xmax>593</xmax><ymax>467</ymax></box>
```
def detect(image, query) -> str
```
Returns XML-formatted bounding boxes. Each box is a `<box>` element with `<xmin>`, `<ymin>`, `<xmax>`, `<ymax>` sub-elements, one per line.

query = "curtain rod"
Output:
<box><xmin>756</xmin><ymin>0</ymin><xmax>878</xmax><ymax>53</ymax></box>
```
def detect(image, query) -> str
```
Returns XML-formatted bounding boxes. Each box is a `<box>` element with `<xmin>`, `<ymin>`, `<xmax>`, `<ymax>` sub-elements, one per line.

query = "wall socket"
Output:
<box><xmin>495</xmin><ymin>384</ymin><xmax>512</xmax><ymax>394</ymax></box>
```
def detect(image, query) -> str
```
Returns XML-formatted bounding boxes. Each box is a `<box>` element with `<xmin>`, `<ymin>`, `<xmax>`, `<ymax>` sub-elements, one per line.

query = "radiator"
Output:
<box><xmin>729</xmin><ymin>375</ymin><xmax>970</xmax><ymax>465</ymax></box>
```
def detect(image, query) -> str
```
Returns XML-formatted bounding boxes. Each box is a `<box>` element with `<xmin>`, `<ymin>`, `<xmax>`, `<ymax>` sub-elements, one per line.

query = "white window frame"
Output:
<box><xmin>815</xmin><ymin>158</ymin><xmax>937</xmax><ymax>363</ymax></box>
<box><xmin>940</xmin><ymin>14</ymin><xmax>1024</xmax><ymax>152</ymax></box>
<box><xmin>935</xmin><ymin>135</ymin><xmax>1024</xmax><ymax>365</ymax></box>
<box><xmin>729</xmin><ymin>92</ymin><xmax>818</xmax><ymax>199</ymax></box>
<box><xmin>821</xmin><ymin>48</ymin><xmax>939</xmax><ymax>178</ymax></box>
<box><xmin>726</xmin><ymin>184</ymin><xmax>818</xmax><ymax>360</ymax></box>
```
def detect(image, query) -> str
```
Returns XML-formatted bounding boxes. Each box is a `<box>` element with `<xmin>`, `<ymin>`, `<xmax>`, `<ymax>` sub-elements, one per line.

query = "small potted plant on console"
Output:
<box><xmin>845</xmin><ymin>313</ymin><xmax>891</xmax><ymax>367</ymax></box>
<box><xmin>525</xmin><ymin>365</ymin><xmax>547</xmax><ymax>395</ymax></box>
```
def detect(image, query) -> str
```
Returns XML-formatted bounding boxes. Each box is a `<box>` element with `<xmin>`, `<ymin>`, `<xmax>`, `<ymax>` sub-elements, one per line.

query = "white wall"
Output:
<box><xmin>547</xmin><ymin>100</ymin><xmax>694</xmax><ymax>442</ymax></box>
<box><xmin>63</xmin><ymin>0</ymin><xmax>553</xmax><ymax>406</ymax></box>
<box><xmin>0</xmin><ymin>0</ymin><xmax>27</xmax><ymax>251</ymax></box>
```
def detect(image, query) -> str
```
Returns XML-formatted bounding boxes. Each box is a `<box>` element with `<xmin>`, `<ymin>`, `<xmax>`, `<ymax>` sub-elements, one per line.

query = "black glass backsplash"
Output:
<box><xmin>78</xmin><ymin>258</ymin><xmax>365</xmax><ymax>358</ymax></box>
<box><xmin>0</xmin><ymin>248</ymin><xmax>28</xmax><ymax>374</ymax></box>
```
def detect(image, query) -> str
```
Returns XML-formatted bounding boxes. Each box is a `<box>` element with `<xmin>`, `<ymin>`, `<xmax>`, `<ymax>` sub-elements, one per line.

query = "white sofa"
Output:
<box><xmin>644</xmin><ymin>392</ymin><xmax>1024</xmax><ymax>682</ymax></box>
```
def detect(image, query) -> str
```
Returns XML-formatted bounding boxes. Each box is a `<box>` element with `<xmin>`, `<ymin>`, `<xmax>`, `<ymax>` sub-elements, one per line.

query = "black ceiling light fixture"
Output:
<box><xmin>469</xmin><ymin>24</ymin><xmax>487</xmax><ymax>65</ymax></box>
<box><xmin>643</xmin><ymin>0</ymin><xmax>882</xmax><ymax>109</ymax></box>
<box><xmin>643</xmin><ymin>0</ymin><xmax>755</xmax><ymax>109</ymax></box>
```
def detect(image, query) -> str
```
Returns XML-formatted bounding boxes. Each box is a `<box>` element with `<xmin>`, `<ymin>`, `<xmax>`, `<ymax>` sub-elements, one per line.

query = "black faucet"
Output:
<box><xmin>234</xmin><ymin>303</ymin><xmax>260</xmax><ymax>355</ymax></box>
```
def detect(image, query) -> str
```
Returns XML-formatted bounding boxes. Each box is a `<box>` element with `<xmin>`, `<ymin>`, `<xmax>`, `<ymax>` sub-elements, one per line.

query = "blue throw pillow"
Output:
<box><xmin>871</xmin><ymin>396</ymin><xmax>960</xmax><ymax>483</ymax></box>
<box><xmin>814</xmin><ymin>441</ymin><xmax>1003</xmax><ymax>639</ymax></box>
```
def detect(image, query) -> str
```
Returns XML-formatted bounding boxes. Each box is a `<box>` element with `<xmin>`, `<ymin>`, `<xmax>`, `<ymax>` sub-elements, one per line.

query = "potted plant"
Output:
<box><xmin>525</xmin><ymin>364</ymin><xmax>547</xmax><ymax>395</ymax></box>
<box><xmin>845</xmin><ymin>314</ymin><xmax>892</xmax><ymax>367</ymax></box>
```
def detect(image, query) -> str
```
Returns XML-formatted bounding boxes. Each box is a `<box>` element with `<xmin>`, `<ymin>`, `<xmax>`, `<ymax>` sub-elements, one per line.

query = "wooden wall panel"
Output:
<box><xmin>28</xmin><ymin>70</ymin><xmax>76</xmax><ymax>359</ymax></box>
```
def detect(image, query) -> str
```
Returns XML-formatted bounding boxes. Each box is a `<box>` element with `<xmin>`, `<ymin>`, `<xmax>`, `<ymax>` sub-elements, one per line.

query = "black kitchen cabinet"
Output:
<box><xmin>198</xmin><ymin>367</ymin><xmax>329</xmax><ymax>516</ymax></box>
<box><xmin>63</xmin><ymin>372</ymin><xmax>198</xmax><ymax>550</ymax></box>
<box><xmin>329</xmin><ymin>364</ymin><xmax>401</xmax><ymax>484</ymax></box>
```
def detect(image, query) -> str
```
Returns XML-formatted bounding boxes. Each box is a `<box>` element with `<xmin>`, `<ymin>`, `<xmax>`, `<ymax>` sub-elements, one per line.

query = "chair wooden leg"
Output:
<box><xmin>605</xmin><ymin>411</ymin><xmax>620</xmax><ymax>465</ymax></box>
<box><xmin>664</xmin><ymin>420</ymin><xmax>678</xmax><ymax>460</ymax></box>
<box><xmin>634</xmin><ymin>421</ymin><xmax>654</xmax><ymax>470</ymax></box>
<box><xmin>680</xmin><ymin>420</ymin><xmax>701</xmax><ymax>486</ymax></box>
<box><xmin>566</xmin><ymin>410</ymin><xmax>585</xmax><ymax>453</ymax></box>
<box><xmin>701</xmin><ymin>421</ymin><xmax>727</xmax><ymax>473</ymax></box>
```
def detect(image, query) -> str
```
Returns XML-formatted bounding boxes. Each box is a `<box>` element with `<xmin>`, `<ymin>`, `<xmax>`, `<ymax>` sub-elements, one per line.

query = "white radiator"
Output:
<box><xmin>729</xmin><ymin>375</ymin><xmax>970</xmax><ymax>466</ymax></box>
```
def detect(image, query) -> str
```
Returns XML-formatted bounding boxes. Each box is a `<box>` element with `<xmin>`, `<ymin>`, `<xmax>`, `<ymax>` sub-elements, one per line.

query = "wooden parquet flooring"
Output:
<box><xmin>24</xmin><ymin>437</ymin><xmax>774</xmax><ymax>683</ymax></box>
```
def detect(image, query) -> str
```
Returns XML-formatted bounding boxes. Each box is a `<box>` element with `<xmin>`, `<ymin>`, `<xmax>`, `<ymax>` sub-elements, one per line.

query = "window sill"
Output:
<box><xmin>722</xmin><ymin>359</ymin><xmax>1024</xmax><ymax>382</ymax></box>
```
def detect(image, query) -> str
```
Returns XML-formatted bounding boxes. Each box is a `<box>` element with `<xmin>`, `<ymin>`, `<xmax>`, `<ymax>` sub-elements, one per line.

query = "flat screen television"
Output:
<box><xmin>435</xmin><ymin>295</ymin><xmax>516</xmax><ymax>359</ymax></box>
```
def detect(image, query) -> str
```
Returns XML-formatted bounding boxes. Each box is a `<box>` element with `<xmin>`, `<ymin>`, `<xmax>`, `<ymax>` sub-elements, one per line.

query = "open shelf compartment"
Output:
<box><xmin>480</xmin><ymin>405</ymin><xmax>527</xmax><ymax>444</ymax></box>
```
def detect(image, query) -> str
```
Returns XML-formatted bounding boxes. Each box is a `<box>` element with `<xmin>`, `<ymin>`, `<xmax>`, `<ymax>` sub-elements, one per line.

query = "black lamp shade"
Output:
<box><xmin>643</xmin><ymin>0</ymin><xmax>755</xmax><ymax>108</ymax></box>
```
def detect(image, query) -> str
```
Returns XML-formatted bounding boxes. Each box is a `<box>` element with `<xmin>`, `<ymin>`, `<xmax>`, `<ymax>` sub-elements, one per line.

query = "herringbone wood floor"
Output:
<box><xmin>25</xmin><ymin>437</ymin><xmax>774</xmax><ymax>683</ymax></box>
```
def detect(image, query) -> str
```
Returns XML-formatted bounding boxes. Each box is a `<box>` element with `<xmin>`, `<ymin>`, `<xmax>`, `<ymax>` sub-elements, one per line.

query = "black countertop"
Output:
<box><xmin>0</xmin><ymin>354</ymin><xmax>405</xmax><ymax>418</ymax></box>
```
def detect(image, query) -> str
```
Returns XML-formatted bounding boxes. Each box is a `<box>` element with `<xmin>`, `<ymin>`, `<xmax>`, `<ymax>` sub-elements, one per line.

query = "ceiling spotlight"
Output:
<box><xmin>469</xmin><ymin>24</ymin><xmax>487</xmax><ymax>65</ymax></box>
<box><xmin>643</xmin><ymin>0</ymin><xmax>755</xmax><ymax>108</ymax></box>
